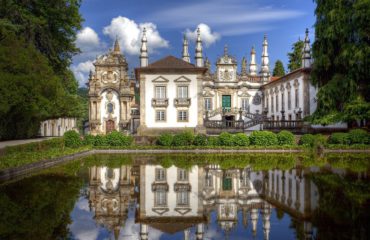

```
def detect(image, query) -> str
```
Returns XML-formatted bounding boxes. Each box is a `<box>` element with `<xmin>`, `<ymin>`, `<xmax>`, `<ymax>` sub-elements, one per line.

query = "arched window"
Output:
<box><xmin>107</xmin><ymin>103</ymin><xmax>113</xmax><ymax>113</ymax></box>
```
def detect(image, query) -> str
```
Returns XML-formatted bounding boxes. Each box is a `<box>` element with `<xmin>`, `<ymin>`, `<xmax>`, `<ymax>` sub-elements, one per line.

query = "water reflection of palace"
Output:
<box><xmin>88</xmin><ymin>164</ymin><xmax>319</xmax><ymax>239</ymax></box>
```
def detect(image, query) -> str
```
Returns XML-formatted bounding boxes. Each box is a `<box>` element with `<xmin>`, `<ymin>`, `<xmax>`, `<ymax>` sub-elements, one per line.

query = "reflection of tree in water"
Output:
<box><xmin>0</xmin><ymin>174</ymin><xmax>82</xmax><ymax>239</ymax></box>
<box><xmin>310</xmin><ymin>173</ymin><xmax>370</xmax><ymax>240</ymax></box>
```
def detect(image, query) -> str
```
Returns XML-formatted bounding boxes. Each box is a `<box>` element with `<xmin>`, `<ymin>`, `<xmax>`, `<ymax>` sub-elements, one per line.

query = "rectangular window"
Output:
<box><xmin>281</xmin><ymin>93</ymin><xmax>285</xmax><ymax>111</ymax></box>
<box><xmin>156</xmin><ymin>110</ymin><xmax>166</xmax><ymax>122</ymax></box>
<box><xmin>241</xmin><ymin>98</ymin><xmax>249</xmax><ymax>111</ymax></box>
<box><xmin>288</xmin><ymin>91</ymin><xmax>292</xmax><ymax>110</ymax></box>
<box><xmin>178</xmin><ymin>110</ymin><xmax>188</xmax><ymax>122</ymax></box>
<box><xmin>205</xmin><ymin>175</ymin><xmax>213</xmax><ymax>187</ymax></box>
<box><xmin>155</xmin><ymin>86</ymin><xmax>166</xmax><ymax>99</ymax></box>
<box><xmin>266</xmin><ymin>95</ymin><xmax>269</xmax><ymax>111</ymax></box>
<box><xmin>177</xmin><ymin>191</ymin><xmax>189</xmax><ymax>206</ymax></box>
<box><xmin>178</xmin><ymin>169</ymin><xmax>188</xmax><ymax>181</ymax></box>
<box><xmin>295</xmin><ymin>88</ymin><xmax>299</xmax><ymax>108</ymax></box>
<box><xmin>177</xmin><ymin>86</ymin><xmax>188</xmax><ymax>99</ymax></box>
<box><xmin>271</xmin><ymin>96</ymin><xmax>274</xmax><ymax>113</ymax></box>
<box><xmin>155</xmin><ymin>168</ymin><xmax>166</xmax><ymax>181</ymax></box>
<box><xmin>204</xmin><ymin>98</ymin><xmax>212</xmax><ymax>111</ymax></box>
<box><xmin>155</xmin><ymin>191</ymin><xmax>167</xmax><ymax>206</ymax></box>
<box><xmin>276</xmin><ymin>95</ymin><xmax>279</xmax><ymax>112</ymax></box>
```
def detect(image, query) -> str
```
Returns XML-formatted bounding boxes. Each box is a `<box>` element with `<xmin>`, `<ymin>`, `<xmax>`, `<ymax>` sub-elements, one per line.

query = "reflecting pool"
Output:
<box><xmin>0</xmin><ymin>153</ymin><xmax>369</xmax><ymax>240</ymax></box>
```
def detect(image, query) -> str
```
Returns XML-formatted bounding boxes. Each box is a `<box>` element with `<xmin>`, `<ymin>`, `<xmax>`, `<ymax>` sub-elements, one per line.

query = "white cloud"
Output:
<box><xmin>185</xmin><ymin>23</ymin><xmax>220</xmax><ymax>47</ymax></box>
<box><xmin>71</xmin><ymin>60</ymin><xmax>94</xmax><ymax>85</ymax></box>
<box><xmin>76</xmin><ymin>27</ymin><xmax>100</xmax><ymax>49</ymax></box>
<box><xmin>103</xmin><ymin>16</ymin><xmax>169</xmax><ymax>55</ymax></box>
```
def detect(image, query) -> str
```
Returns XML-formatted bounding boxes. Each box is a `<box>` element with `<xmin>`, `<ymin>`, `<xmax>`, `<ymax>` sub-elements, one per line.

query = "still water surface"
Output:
<box><xmin>0</xmin><ymin>153</ymin><xmax>369</xmax><ymax>240</ymax></box>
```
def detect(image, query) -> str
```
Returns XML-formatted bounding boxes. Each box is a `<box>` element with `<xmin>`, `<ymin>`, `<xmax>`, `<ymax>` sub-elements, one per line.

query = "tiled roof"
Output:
<box><xmin>146</xmin><ymin>55</ymin><xmax>196</xmax><ymax>69</ymax></box>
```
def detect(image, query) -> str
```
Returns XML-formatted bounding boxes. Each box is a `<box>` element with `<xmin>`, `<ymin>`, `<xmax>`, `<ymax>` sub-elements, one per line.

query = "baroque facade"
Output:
<box><xmin>88</xmin><ymin>28</ymin><xmax>344</xmax><ymax>135</ymax></box>
<box><xmin>87</xmin><ymin>40</ymin><xmax>136</xmax><ymax>135</ymax></box>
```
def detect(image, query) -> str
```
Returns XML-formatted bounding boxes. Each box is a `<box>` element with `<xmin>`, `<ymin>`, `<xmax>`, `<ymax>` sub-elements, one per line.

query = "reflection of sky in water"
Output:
<box><xmin>68</xmin><ymin>195</ymin><xmax>297</xmax><ymax>240</ymax></box>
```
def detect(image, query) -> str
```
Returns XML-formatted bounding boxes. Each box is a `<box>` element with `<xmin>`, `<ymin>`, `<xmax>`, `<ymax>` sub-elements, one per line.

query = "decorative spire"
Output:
<box><xmin>140</xmin><ymin>28</ymin><xmax>148</xmax><ymax>67</ymax></box>
<box><xmin>241</xmin><ymin>57</ymin><xmax>247</xmax><ymax>76</ymax></box>
<box><xmin>113</xmin><ymin>36</ymin><xmax>120</xmax><ymax>53</ymax></box>
<box><xmin>251</xmin><ymin>208</ymin><xmax>259</xmax><ymax>237</ymax></box>
<box><xmin>89</xmin><ymin>70</ymin><xmax>93</xmax><ymax>80</ymax></box>
<box><xmin>182</xmin><ymin>34</ymin><xmax>190</xmax><ymax>63</ymax></box>
<box><xmin>204</xmin><ymin>57</ymin><xmax>211</xmax><ymax>74</ymax></box>
<box><xmin>260</xmin><ymin>34</ymin><xmax>270</xmax><ymax>76</ymax></box>
<box><xmin>195</xmin><ymin>28</ymin><xmax>204</xmax><ymax>67</ymax></box>
<box><xmin>224</xmin><ymin>44</ymin><xmax>228</xmax><ymax>56</ymax></box>
<box><xmin>302</xmin><ymin>28</ymin><xmax>312</xmax><ymax>68</ymax></box>
<box><xmin>249</xmin><ymin>46</ymin><xmax>257</xmax><ymax>76</ymax></box>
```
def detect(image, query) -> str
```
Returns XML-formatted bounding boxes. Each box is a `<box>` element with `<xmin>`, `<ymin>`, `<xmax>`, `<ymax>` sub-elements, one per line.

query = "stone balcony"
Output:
<box><xmin>174</xmin><ymin>98</ymin><xmax>191</xmax><ymax>107</ymax></box>
<box><xmin>152</xmin><ymin>98</ymin><xmax>169</xmax><ymax>108</ymax></box>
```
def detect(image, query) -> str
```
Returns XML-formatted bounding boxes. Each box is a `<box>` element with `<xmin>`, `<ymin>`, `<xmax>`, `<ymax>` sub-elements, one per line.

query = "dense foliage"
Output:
<box><xmin>0</xmin><ymin>0</ymin><xmax>83</xmax><ymax>139</ymax></box>
<box><xmin>85</xmin><ymin>131</ymin><xmax>133</xmax><ymax>147</ymax></box>
<box><xmin>249</xmin><ymin>131</ymin><xmax>278</xmax><ymax>146</ymax></box>
<box><xmin>287</xmin><ymin>39</ymin><xmax>304</xmax><ymax>72</ymax></box>
<box><xmin>232</xmin><ymin>133</ymin><xmax>250</xmax><ymax>146</ymax></box>
<box><xmin>348</xmin><ymin>129</ymin><xmax>369</xmax><ymax>144</ymax></box>
<box><xmin>193</xmin><ymin>134</ymin><xmax>208</xmax><ymax>146</ymax></box>
<box><xmin>277</xmin><ymin>130</ymin><xmax>295</xmax><ymax>145</ymax></box>
<box><xmin>64</xmin><ymin>130</ymin><xmax>82</xmax><ymax>148</ymax></box>
<box><xmin>172</xmin><ymin>131</ymin><xmax>195</xmax><ymax>146</ymax></box>
<box><xmin>328</xmin><ymin>132</ymin><xmax>350</xmax><ymax>145</ymax></box>
<box><xmin>157</xmin><ymin>133</ymin><xmax>174</xmax><ymax>146</ymax></box>
<box><xmin>272</xmin><ymin>60</ymin><xmax>286</xmax><ymax>77</ymax></box>
<box><xmin>311</xmin><ymin>0</ymin><xmax>370</xmax><ymax>124</ymax></box>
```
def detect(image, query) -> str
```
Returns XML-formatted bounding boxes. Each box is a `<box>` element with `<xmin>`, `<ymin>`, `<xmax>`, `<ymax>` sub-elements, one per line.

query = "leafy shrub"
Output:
<box><xmin>194</xmin><ymin>134</ymin><xmax>208</xmax><ymax>146</ymax></box>
<box><xmin>207</xmin><ymin>136</ymin><xmax>220</xmax><ymax>146</ymax></box>
<box><xmin>314</xmin><ymin>134</ymin><xmax>327</xmax><ymax>148</ymax></box>
<box><xmin>105</xmin><ymin>131</ymin><xmax>128</xmax><ymax>146</ymax></box>
<box><xmin>299</xmin><ymin>134</ymin><xmax>315</xmax><ymax>147</ymax></box>
<box><xmin>348</xmin><ymin>129</ymin><xmax>369</xmax><ymax>144</ymax></box>
<box><xmin>83</xmin><ymin>134</ymin><xmax>95</xmax><ymax>145</ymax></box>
<box><xmin>172</xmin><ymin>131</ymin><xmax>194</xmax><ymax>146</ymax></box>
<box><xmin>277</xmin><ymin>130</ymin><xmax>295</xmax><ymax>145</ymax></box>
<box><xmin>94</xmin><ymin>135</ymin><xmax>108</xmax><ymax>146</ymax></box>
<box><xmin>232</xmin><ymin>133</ymin><xmax>249</xmax><ymax>146</ymax></box>
<box><xmin>249</xmin><ymin>131</ymin><xmax>278</xmax><ymax>146</ymax></box>
<box><xmin>329</xmin><ymin>133</ymin><xmax>350</xmax><ymax>145</ymax></box>
<box><xmin>219</xmin><ymin>132</ymin><xmax>234</xmax><ymax>146</ymax></box>
<box><xmin>157</xmin><ymin>133</ymin><xmax>173</xmax><ymax>146</ymax></box>
<box><xmin>64</xmin><ymin>130</ymin><xmax>81</xmax><ymax>148</ymax></box>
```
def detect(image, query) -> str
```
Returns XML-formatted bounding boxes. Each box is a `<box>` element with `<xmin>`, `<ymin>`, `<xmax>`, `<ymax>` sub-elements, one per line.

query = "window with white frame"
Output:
<box><xmin>155</xmin><ymin>190</ymin><xmax>167</xmax><ymax>206</ymax></box>
<box><xmin>271</xmin><ymin>96</ymin><xmax>274</xmax><ymax>113</ymax></box>
<box><xmin>295</xmin><ymin>88</ymin><xmax>299</xmax><ymax>108</ymax></box>
<box><xmin>177</xmin><ymin>86</ymin><xmax>188</xmax><ymax>99</ymax></box>
<box><xmin>178</xmin><ymin>110</ymin><xmax>188</xmax><ymax>122</ymax></box>
<box><xmin>155</xmin><ymin>86</ymin><xmax>166</xmax><ymax>99</ymax></box>
<box><xmin>156</xmin><ymin>110</ymin><xmax>166</xmax><ymax>122</ymax></box>
<box><xmin>155</xmin><ymin>168</ymin><xmax>166</xmax><ymax>181</ymax></box>
<box><xmin>178</xmin><ymin>169</ymin><xmax>188</xmax><ymax>181</ymax></box>
<box><xmin>177</xmin><ymin>191</ymin><xmax>189</xmax><ymax>206</ymax></box>
<box><xmin>241</xmin><ymin>98</ymin><xmax>249</xmax><ymax>111</ymax></box>
<box><xmin>288</xmin><ymin>91</ymin><xmax>292</xmax><ymax>110</ymax></box>
<box><xmin>204</xmin><ymin>98</ymin><xmax>212</xmax><ymax>111</ymax></box>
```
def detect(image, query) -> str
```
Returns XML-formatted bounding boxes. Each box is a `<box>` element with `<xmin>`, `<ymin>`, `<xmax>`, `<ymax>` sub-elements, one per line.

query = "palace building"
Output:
<box><xmin>88</xmin><ymin>28</ymin><xmax>346</xmax><ymax>135</ymax></box>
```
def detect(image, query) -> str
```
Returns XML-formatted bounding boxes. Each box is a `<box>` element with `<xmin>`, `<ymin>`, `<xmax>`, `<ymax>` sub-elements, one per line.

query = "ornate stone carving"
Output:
<box><xmin>252</xmin><ymin>93</ymin><xmax>262</xmax><ymax>105</ymax></box>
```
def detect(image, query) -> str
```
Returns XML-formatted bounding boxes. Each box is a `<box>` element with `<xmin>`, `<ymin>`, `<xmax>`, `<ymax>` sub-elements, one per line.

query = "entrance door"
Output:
<box><xmin>222</xmin><ymin>95</ymin><xmax>231</xmax><ymax>110</ymax></box>
<box><xmin>106</xmin><ymin>120</ymin><xmax>115</xmax><ymax>134</ymax></box>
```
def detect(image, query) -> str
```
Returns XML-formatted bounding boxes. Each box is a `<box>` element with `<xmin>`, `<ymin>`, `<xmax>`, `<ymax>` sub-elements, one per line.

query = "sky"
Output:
<box><xmin>72</xmin><ymin>0</ymin><xmax>316</xmax><ymax>86</ymax></box>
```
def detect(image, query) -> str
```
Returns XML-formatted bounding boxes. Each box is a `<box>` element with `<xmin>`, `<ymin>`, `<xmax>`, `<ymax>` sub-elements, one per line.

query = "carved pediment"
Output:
<box><xmin>174</xmin><ymin>208</ymin><xmax>192</xmax><ymax>215</ymax></box>
<box><xmin>174</xmin><ymin>76</ymin><xmax>191</xmax><ymax>83</ymax></box>
<box><xmin>152</xmin><ymin>208</ymin><xmax>169</xmax><ymax>215</ymax></box>
<box><xmin>152</xmin><ymin>76</ymin><xmax>169</xmax><ymax>83</ymax></box>
<box><xmin>203</xmin><ymin>87</ymin><xmax>215</xmax><ymax>97</ymax></box>
<box><xmin>238</xmin><ymin>87</ymin><xmax>251</xmax><ymax>97</ymax></box>
<box><xmin>174</xmin><ymin>183</ymin><xmax>191</xmax><ymax>192</ymax></box>
<box><xmin>152</xmin><ymin>183</ymin><xmax>169</xmax><ymax>191</ymax></box>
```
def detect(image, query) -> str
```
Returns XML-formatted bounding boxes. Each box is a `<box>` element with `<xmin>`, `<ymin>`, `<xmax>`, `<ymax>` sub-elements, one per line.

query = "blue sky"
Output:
<box><xmin>72</xmin><ymin>0</ymin><xmax>316</xmax><ymax>86</ymax></box>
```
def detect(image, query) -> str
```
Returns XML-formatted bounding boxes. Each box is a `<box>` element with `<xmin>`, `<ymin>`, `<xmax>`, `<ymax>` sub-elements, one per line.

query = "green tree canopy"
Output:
<box><xmin>273</xmin><ymin>60</ymin><xmax>286</xmax><ymax>77</ymax></box>
<box><xmin>311</xmin><ymin>0</ymin><xmax>370</xmax><ymax>124</ymax></box>
<box><xmin>287</xmin><ymin>39</ymin><xmax>304</xmax><ymax>72</ymax></box>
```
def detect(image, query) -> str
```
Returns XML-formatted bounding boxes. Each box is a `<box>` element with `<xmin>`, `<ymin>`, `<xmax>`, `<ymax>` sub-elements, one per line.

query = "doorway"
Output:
<box><xmin>222</xmin><ymin>95</ymin><xmax>231</xmax><ymax>110</ymax></box>
<box><xmin>225</xmin><ymin>115</ymin><xmax>235</xmax><ymax>127</ymax></box>
<box><xmin>106</xmin><ymin>120</ymin><xmax>115</xmax><ymax>134</ymax></box>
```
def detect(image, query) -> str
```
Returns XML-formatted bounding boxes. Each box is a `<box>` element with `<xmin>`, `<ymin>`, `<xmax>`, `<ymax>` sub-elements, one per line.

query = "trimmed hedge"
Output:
<box><xmin>249</xmin><ymin>131</ymin><xmax>278</xmax><ymax>146</ymax></box>
<box><xmin>194</xmin><ymin>134</ymin><xmax>207</xmax><ymax>146</ymax></box>
<box><xmin>329</xmin><ymin>133</ymin><xmax>350</xmax><ymax>145</ymax></box>
<box><xmin>172</xmin><ymin>131</ymin><xmax>194</xmax><ymax>146</ymax></box>
<box><xmin>219</xmin><ymin>132</ymin><xmax>234</xmax><ymax>146</ymax></box>
<box><xmin>348</xmin><ymin>129</ymin><xmax>369</xmax><ymax>144</ymax></box>
<box><xmin>64</xmin><ymin>130</ymin><xmax>82</xmax><ymax>148</ymax></box>
<box><xmin>299</xmin><ymin>134</ymin><xmax>327</xmax><ymax>148</ymax></box>
<box><xmin>277</xmin><ymin>130</ymin><xmax>295</xmax><ymax>145</ymax></box>
<box><xmin>83</xmin><ymin>132</ymin><xmax>133</xmax><ymax>147</ymax></box>
<box><xmin>157</xmin><ymin>133</ymin><xmax>173</xmax><ymax>146</ymax></box>
<box><xmin>232</xmin><ymin>133</ymin><xmax>249</xmax><ymax>146</ymax></box>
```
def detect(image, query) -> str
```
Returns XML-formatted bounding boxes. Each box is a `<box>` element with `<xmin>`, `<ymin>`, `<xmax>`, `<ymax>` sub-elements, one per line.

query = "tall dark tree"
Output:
<box><xmin>311</xmin><ymin>0</ymin><xmax>370</xmax><ymax>124</ymax></box>
<box><xmin>287</xmin><ymin>40</ymin><xmax>304</xmax><ymax>72</ymax></box>
<box><xmin>273</xmin><ymin>60</ymin><xmax>286</xmax><ymax>77</ymax></box>
<box><xmin>0</xmin><ymin>0</ymin><xmax>83</xmax><ymax>94</ymax></box>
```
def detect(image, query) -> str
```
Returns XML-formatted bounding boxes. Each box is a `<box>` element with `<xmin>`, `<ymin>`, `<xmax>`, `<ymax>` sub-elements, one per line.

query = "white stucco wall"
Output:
<box><xmin>144</xmin><ymin>74</ymin><xmax>199</xmax><ymax>128</ymax></box>
<box><xmin>143</xmin><ymin>165</ymin><xmax>199</xmax><ymax>217</ymax></box>
<box><xmin>40</xmin><ymin>118</ymin><xmax>77</xmax><ymax>136</ymax></box>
